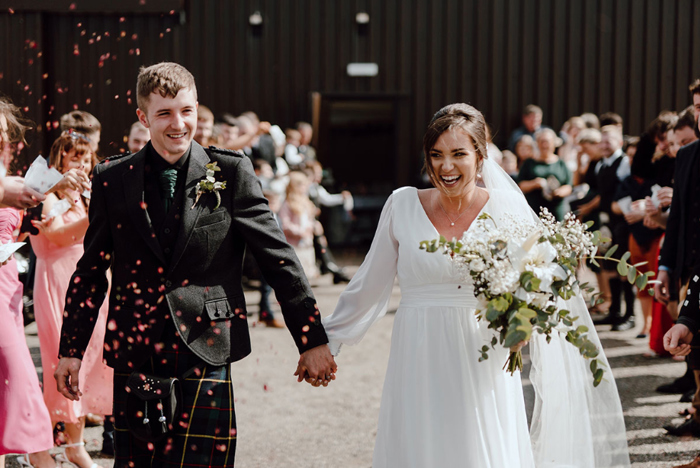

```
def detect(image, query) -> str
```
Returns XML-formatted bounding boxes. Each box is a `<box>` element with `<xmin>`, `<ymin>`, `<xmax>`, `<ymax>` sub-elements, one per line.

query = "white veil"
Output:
<box><xmin>480</xmin><ymin>156</ymin><xmax>631</xmax><ymax>468</ymax></box>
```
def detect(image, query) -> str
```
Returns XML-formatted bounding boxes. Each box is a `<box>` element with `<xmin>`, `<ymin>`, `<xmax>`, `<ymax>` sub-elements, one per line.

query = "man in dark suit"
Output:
<box><xmin>54</xmin><ymin>62</ymin><xmax>336</xmax><ymax>467</ymax></box>
<box><xmin>661</xmin><ymin>78</ymin><xmax>700</xmax><ymax>437</ymax></box>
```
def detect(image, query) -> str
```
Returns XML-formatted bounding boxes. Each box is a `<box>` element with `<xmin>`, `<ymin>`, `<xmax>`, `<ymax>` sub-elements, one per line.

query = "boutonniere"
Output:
<box><xmin>193</xmin><ymin>162</ymin><xmax>227</xmax><ymax>210</ymax></box>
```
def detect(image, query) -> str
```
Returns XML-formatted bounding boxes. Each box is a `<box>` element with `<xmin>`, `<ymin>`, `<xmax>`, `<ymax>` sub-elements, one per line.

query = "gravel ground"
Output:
<box><xmin>8</xmin><ymin>267</ymin><xmax>699</xmax><ymax>468</ymax></box>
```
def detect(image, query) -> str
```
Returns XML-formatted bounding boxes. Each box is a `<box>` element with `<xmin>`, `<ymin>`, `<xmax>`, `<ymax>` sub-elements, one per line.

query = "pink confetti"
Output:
<box><xmin>73</xmin><ymin>44</ymin><xmax>80</xmax><ymax>55</ymax></box>
<box><xmin>69</xmin><ymin>3</ymin><xmax>76</xmax><ymax>10</ymax></box>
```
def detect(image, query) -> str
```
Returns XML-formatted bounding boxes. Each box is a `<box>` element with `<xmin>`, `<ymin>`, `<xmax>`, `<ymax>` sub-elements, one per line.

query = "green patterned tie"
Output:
<box><xmin>158</xmin><ymin>168</ymin><xmax>178</xmax><ymax>213</ymax></box>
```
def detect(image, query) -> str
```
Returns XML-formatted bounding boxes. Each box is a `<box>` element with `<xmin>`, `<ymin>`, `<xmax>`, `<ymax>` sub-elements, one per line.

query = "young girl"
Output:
<box><xmin>278</xmin><ymin>171</ymin><xmax>319</xmax><ymax>279</ymax></box>
<box><xmin>31</xmin><ymin>131</ymin><xmax>112</xmax><ymax>468</ymax></box>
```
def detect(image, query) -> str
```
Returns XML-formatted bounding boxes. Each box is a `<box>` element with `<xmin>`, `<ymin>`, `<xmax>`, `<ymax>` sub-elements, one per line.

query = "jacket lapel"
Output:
<box><xmin>122</xmin><ymin>150</ymin><xmax>166</xmax><ymax>264</ymax></box>
<box><xmin>168</xmin><ymin>142</ymin><xmax>209</xmax><ymax>275</ymax></box>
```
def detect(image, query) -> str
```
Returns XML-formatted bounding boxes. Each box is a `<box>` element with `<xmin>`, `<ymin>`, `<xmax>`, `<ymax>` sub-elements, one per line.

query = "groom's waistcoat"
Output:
<box><xmin>59</xmin><ymin>141</ymin><xmax>327</xmax><ymax>372</ymax></box>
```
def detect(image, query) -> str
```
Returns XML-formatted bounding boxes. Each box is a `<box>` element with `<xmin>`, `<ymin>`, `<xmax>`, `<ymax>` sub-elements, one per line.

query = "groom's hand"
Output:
<box><xmin>664</xmin><ymin>324</ymin><xmax>694</xmax><ymax>357</ymax></box>
<box><xmin>54</xmin><ymin>357</ymin><xmax>83</xmax><ymax>401</ymax></box>
<box><xmin>294</xmin><ymin>344</ymin><xmax>337</xmax><ymax>387</ymax></box>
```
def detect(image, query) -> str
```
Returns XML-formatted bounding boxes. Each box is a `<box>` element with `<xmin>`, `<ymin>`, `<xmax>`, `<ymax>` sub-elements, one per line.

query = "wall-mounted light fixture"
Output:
<box><xmin>249</xmin><ymin>11</ymin><xmax>263</xmax><ymax>26</ymax></box>
<box><xmin>355</xmin><ymin>12</ymin><xmax>370</xmax><ymax>25</ymax></box>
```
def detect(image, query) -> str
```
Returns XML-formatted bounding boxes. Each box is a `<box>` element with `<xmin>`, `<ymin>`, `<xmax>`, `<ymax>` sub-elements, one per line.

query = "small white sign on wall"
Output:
<box><xmin>347</xmin><ymin>63</ymin><xmax>379</xmax><ymax>77</ymax></box>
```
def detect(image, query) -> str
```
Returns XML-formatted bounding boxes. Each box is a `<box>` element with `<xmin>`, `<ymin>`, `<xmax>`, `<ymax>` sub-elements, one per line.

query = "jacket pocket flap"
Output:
<box><xmin>195</xmin><ymin>210</ymin><xmax>226</xmax><ymax>228</ymax></box>
<box><xmin>205</xmin><ymin>298</ymin><xmax>233</xmax><ymax>320</ymax></box>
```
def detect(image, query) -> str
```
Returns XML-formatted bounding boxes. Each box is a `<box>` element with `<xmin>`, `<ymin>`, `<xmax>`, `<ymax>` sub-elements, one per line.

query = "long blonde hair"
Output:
<box><xmin>284</xmin><ymin>171</ymin><xmax>315</xmax><ymax>216</ymax></box>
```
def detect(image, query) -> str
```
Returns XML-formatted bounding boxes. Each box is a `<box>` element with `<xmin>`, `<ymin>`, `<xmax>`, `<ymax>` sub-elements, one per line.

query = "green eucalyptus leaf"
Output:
<box><xmin>635</xmin><ymin>273</ymin><xmax>648</xmax><ymax>290</ymax></box>
<box><xmin>617</xmin><ymin>261</ymin><xmax>628</xmax><ymax>276</ymax></box>
<box><xmin>603</xmin><ymin>244</ymin><xmax>618</xmax><ymax>260</ymax></box>
<box><xmin>627</xmin><ymin>265</ymin><xmax>637</xmax><ymax>284</ymax></box>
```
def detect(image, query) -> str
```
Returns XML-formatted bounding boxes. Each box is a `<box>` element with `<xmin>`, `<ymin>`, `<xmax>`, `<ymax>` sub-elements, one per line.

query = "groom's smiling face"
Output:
<box><xmin>137</xmin><ymin>87</ymin><xmax>198</xmax><ymax>163</ymax></box>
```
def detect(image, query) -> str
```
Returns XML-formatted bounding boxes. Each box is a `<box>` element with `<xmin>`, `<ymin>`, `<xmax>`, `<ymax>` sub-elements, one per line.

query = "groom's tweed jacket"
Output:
<box><xmin>59</xmin><ymin>141</ymin><xmax>327</xmax><ymax>372</ymax></box>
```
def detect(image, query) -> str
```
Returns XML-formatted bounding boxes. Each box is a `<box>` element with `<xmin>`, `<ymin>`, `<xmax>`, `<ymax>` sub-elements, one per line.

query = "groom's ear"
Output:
<box><xmin>136</xmin><ymin>107</ymin><xmax>149</xmax><ymax>129</ymax></box>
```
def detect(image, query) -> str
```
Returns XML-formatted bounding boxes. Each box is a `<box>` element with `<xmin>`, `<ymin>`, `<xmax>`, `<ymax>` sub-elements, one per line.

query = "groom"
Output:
<box><xmin>54</xmin><ymin>62</ymin><xmax>336</xmax><ymax>467</ymax></box>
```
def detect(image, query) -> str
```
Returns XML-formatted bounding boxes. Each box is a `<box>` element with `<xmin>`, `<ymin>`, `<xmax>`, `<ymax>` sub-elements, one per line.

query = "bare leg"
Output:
<box><xmin>639</xmin><ymin>295</ymin><xmax>653</xmax><ymax>335</ymax></box>
<box><xmin>63</xmin><ymin>417</ymin><xmax>102</xmax><ymax>468</ymax></box>
<box><xmin>28</xmin><ymin>451</ymin><xmax>56</xmax><ymax>468</ymax></box>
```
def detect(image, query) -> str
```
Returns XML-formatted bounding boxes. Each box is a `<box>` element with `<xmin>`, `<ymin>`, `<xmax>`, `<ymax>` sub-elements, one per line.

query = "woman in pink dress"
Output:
<box><xmin>31</xmin><ymin>131</ymin><xmax>112</xmax><ymax>468</ymax></box>
<box><xmin>0</xmin><ymin>99</ymin><xmax>55</xmax><ymax>467</ymax></box>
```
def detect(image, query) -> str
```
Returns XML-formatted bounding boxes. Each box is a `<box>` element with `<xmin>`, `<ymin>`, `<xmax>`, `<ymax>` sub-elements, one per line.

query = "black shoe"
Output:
<box><xmin>611</xmin><ymin>318</ymin><xmax>635</xmax><ymax>331</ymax></box>
<box><xmin>593</xmin><ymin>312</ymin><xmax>619</xmax><ymax>325</ymax></box>
<box><xmin>682</xmin><ymin>389</ymin><xmax>696</xmax><ymax>403</ymax></box>
<box><xmin>657</xmin><ymin>377</ymin><xmax>696</xmax><ymax>394</ymax></box>
<box><xmin>101</xmin><ymin>430</ymin><xmax>115</xmax><ymax>456</ymax></box>
<box><xmin>665</xmin><ymin>418</ymin><xmax>700</xmax><ymax>437</ymax></box>
<box><xmin>333</xmin><ymin>271</ymin><xmax>351</xmax><ymax>284</ymax></box>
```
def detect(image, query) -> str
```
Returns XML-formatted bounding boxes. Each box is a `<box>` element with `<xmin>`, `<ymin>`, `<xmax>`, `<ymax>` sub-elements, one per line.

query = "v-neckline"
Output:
<box><xmin>412</xmin><ymin>187</ymin><xmax>489</xmax><ymax>239</ymax></box>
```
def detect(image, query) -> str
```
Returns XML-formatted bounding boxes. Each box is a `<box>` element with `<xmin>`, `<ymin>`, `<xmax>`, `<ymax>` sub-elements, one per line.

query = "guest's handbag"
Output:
<box><xmin>125</xmin><ymin>372</ymin><xmax>183</xmax><ymax>442</ymax></box>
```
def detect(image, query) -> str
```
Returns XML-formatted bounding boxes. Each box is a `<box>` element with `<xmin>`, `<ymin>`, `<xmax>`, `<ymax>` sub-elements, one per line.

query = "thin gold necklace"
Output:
<box><xmin>435</xmin><ymin>190</ymin><xmax>478</xmax><ymax>227</ymax></box>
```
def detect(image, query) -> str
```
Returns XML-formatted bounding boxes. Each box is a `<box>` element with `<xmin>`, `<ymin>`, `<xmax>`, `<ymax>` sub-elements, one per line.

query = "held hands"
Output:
<box><xmin>294</xmin><ymin>344</ymin><xmax>337</xmax><ymax>388</ymax></box>
<box><xmin>664</xmin><ymin>324</ymin><xmax>693</xmax><ymax>357</ymax></box>
<box><xmin>54</xmin><ymin>357</ymin><xmax>83</xmax><ymax>401</ymax></box>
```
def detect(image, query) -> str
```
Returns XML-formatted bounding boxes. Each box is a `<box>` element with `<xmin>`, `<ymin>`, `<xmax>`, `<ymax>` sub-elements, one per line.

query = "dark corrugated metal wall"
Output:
<box><xmin>1</xmin><ymin>0</ymin><xmax>699</xmax><ymax>182</ymax></box>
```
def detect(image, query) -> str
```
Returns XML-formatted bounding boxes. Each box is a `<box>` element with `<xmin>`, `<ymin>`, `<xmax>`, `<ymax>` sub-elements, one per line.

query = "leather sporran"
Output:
<box><xmin>125</xmin><ymin>372</ymin><xmax>182</xmax><ymax>442</ymax></box>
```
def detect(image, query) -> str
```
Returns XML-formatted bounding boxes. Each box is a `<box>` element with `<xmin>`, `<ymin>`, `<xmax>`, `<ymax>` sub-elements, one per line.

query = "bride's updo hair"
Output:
<box><xmin>422</xmin><ymin>103</ymin><xmax>488</xmax><ymax>188</ymax></box>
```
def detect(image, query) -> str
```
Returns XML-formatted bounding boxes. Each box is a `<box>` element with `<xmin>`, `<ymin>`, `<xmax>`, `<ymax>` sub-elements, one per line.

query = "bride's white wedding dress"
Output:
<box><xmin>322</xmin><ymin>159</ymin><xmax>631</xmax><ymax>468</ymax></box>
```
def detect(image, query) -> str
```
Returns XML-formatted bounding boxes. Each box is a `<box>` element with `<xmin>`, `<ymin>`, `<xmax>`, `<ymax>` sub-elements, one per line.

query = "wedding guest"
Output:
<box><xmin>278</xmin><ymin>171</ymin><xmax>319</xmax><ymax>279</ymax></box>
<box><xmin>612</xmin><ymin>136</ymin><xmax>664</xmax><ymax>338</ymax></box>
<box><xmin>296</xmin><ymin>121</ymin><xmax>317</xmax><ymax>161</ymax></box>
<box><xmin>257</xmin><ymin>189</ymin><xmax>285</xmax><ymax>328</ymax></box>
<box><xmin>499</xmin><ymin>150</ymin><xmax>518</xmax><ymax>178</ymax></box>
<box><xmin>126</xmin><ymin>120</ymin><xmax>149</xmax><ymax>154</ymax></box>
<box><xmin>514</xmin><ymin>134</ymin><xmax>537</xmax><ymax>169</ymax></box>
<box><xmin>625</xmin><ymin>136</ymin><xmax>640</xmax><ymax>160</ymax></box>
<box><xmin>668</xmin><ymin>106</ymin><xmax>698</xmax><ymax>158</ymax></box>
<box><xmin>517</xmin><ymin>128</ymin><xmax>572</xmax><ymax>220</ymax></box>
<box><xmin>569</xmin><ymin>128</ymin><xmax>610</xmax><ymax>313</ymax></box>
<box><xmin>194</xmin><ymin>104</ymin><xmax>215</xmax><ymax>147</ymax></box>
<box><xmin>580</xmin><ymin>112</ymin><xmax>601</xmax><ymax>129</ymax></box>
<box><xmin>59</xmin><ymin>110</ymin><xmax>101</xmax><ymax>155</ymax></box>
<box><xmin>31</xmin><ymin>131</ymin><xmax>112</xmax><ymax>468</ymax></box>
<box><xmin>594</xmin><ymin>125</ymin><xmax>636</xmax><ymax>332</ymax></box>
<box><xmin>284</xmin><ymin>128</ymin><xmax>304</xmax><ymax>166</ymax></box>
<box><xmin>655</xmin><ymin>82</ymin><xmax>700</xmax><ymax>403</ymax></box>
<box><xmin>304</xmin><ymin>160</ymin><xmax>352</xmax><ymax>284</ymax></box>
<box><xmin>0</xmin><ymin>96</ymin><xmax>55</xmax><ymax>468</ymax></box>
<box><xmin>558</xmin><ymin>116</ymin><xmax>586</xmax><ymax>173</ymax></box>
<box><xmin>507</xmin><ymin>104</ymin><xmax>548</xmax><ymax>151</ymax></box>
<box><xmin>0</xmin><ymin>100</ymin><xmax>89</xmax><ymax>210</ymax></box>
<box><xmin>599</xmin><ymin>112</ymin><xmax>624</xmax><ymax>130</ymax></box>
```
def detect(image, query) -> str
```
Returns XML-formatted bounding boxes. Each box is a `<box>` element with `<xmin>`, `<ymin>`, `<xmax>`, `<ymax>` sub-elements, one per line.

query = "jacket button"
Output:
<box><xmin>164</xmin><ymin>228</ymin><xmax>171</xmax><ymax>234</ymax></box>
<box><xmin>165</xmin><ymin>280</ymin><xmax>172</xmax><ymax>288</ymax></box>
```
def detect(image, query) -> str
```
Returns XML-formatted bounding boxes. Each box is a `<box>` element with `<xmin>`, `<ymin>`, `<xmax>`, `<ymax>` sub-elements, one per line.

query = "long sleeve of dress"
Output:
<box><xmin>322</xmin><ymin>193</ymin><xmax>398</xmax><ymax>355</ymax></box>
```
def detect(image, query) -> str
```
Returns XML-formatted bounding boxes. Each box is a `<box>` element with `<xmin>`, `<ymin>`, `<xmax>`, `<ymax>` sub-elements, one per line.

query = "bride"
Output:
<box><xmin>322</xmin><ymin>103</ymin><xmax>630</xmax><ymax>467</ymax></box>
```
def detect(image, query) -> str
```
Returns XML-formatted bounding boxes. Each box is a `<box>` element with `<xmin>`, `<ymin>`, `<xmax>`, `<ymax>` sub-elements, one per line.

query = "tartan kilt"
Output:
<box><xmin>113</xmin><ymin>321</ymin><xmax>236</xmax><ymax>468</ymax></box>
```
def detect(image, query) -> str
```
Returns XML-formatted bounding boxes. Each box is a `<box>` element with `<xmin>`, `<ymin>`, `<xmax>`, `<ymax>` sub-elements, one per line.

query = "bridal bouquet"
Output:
<box><xmin>420</xmin><ymin>209</ymin><xmax>652</xmax><ymax>387</ymax></box>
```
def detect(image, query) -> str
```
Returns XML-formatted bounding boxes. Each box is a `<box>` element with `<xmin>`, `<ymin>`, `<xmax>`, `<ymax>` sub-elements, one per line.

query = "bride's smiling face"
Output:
<box><xmin>429</xmin><ymin>126</ymin><xmax>480</xmax><ymax>196</ymax></box>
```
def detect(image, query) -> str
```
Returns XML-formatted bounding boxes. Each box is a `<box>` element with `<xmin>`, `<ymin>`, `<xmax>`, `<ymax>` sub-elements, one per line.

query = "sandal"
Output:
<box><xmin>55</xmin><ymin>443</ymin><xmax>101</xmax><ymax>468</ymax></box>
<box><xmin>16</xmin><ymin>454</ymin><xmax>33</xmax><ymax>467</ymax></box>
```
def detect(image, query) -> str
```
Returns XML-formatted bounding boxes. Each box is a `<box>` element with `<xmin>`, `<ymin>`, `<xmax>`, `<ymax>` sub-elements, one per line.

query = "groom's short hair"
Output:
<box><xmin>136</xmin><ymin>62</ymin><xmax>197</xmax><ymax>111</ymax></box>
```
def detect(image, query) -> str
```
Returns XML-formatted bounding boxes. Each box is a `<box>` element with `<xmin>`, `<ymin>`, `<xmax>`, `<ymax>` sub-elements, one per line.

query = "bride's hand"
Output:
<box><xmin>510</xmin><ymin>340</ymin><xmax>529</xmax><ymax>352</ymax></box>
